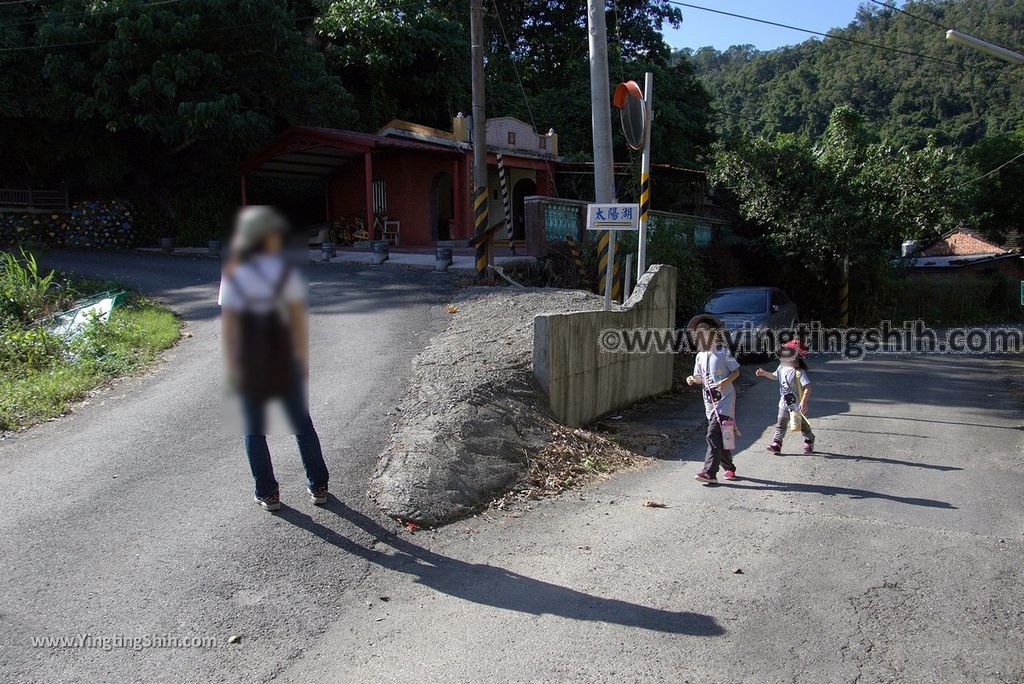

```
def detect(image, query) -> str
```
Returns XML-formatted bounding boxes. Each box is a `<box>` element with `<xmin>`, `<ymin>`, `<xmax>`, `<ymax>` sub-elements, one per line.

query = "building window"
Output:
<box><xmin>507</xmin><ymin>132</ymin><xmax>516</xmax><ymax>146</ymax></box>
<box><xmin>539</xmin><ymin>137</ymin><xmax>546</xmax><ymax>150</ymax></box>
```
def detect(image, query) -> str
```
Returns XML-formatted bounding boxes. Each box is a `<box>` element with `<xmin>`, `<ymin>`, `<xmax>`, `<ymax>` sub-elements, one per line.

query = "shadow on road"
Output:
<box><xmin>814</xmin><ymin>451</ymin><xmax>963</xmax><ymax>472</ymax></box>
<box><xmin>721</xmin><ymin>477</ymin><xmax>957</xmax><ymax>509</ymax></box>
<box><xmin>278</xmin><ymin>501</ymin><xmax>725</xmax><ymax>636</ymax></box>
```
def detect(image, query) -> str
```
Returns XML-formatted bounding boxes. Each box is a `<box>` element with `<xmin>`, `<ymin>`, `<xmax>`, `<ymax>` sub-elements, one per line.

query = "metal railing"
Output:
<box><xmin>0</xmin><ymin>187</ymin><xmax>69</xmax><ymax>210</ymax></box>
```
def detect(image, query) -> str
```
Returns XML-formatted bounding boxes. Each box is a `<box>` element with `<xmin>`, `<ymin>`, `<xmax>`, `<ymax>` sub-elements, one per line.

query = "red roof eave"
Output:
<box><xmin>239</xmin><ymin>126</ymin><xmax>461</xmax><ymax>176</ymax></box>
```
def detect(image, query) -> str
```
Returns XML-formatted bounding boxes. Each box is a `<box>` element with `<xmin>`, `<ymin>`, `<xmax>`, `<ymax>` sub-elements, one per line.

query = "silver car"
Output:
<box><xmin>702</xmin><ymin>287</ymin><xmax>799</xmax><ymax>354</ymax></box>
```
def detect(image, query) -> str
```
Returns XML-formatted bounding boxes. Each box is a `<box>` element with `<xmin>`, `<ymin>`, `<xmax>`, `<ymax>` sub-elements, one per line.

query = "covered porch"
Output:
<box><xmin>239</xmin><ymin>126</ymin><xmax>467</xmax><ymax>247</ymax></box>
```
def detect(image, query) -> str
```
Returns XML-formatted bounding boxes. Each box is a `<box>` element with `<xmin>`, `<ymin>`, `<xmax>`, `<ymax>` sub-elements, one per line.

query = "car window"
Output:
<box><xmin>705</xmin><ymin>291</ymin><xmax>768</xmax><ymax>315</ymax></box>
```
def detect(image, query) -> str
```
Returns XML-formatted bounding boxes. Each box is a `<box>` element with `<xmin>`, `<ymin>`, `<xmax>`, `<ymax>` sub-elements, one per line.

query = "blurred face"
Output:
<box><xmin>263</xmin><ymin>231</ymin><xmax>283</xmax><ymax>253</ymax></box>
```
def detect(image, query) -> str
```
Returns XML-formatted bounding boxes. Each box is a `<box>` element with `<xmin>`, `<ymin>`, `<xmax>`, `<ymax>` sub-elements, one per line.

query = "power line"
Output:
<box><xmin>490</xmin><ymin>0</ymin><xmax>538</xmax><ymax>133</ymax></box>
<box><xmin>666</xmin><ymin>0</ymin><xmax>958</xmax><ymax>66</ymax></box>
<box><xmin>956</xmin><ymin>150</ymin><xmax>1024</xmax><ymax>189</ymax></box>
<box><xmin>867</xmin><ymin>0</ymin><xmax>948</xmax><ymax>31</ymax></box>
<box><xmin>490</xmin><ymin>0</ymin><xmax>559</xmax><ymax>198</ymax></box>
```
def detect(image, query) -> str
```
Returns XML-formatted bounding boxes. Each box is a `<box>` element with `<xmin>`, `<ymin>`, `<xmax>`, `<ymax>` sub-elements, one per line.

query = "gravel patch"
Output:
<box><xmin>368</xmin><ymin>286</ymin><xmax>651</xmax><ymax>526</ymax></box>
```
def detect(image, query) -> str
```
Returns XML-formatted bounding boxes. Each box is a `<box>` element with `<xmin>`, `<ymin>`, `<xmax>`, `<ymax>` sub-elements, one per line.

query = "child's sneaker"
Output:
<box><xmin>766</xmin><ymin>442</ymin><xmax>782</xmax><ymax>454</ymax></box>
<box><xmin>723</xmin><ymin>470</ymin><xmax>737</xmax><ymax>481</ymax></box>
<box><xmin>254</xmin><ymin>492</ymin><xmax>281</xmax><ymax>512</ymax></box>
<box><xmin>307</xmin><ymin>487</ymin><xmax>328</xmax><ymax>506</ymax></box>
<box><xmin>694</xmin><ymin>471</ymin><xmax>717</xmax><ymax>484</ymax></box>
<box><xmin>803</xmin><ymin>440</ymin><xmax>815</xmax><ymax>454</ymax></box>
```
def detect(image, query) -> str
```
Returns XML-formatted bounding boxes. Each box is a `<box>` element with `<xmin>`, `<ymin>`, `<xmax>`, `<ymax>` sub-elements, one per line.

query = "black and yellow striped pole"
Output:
<box><xmin>839</xmin><ymin>256</ymin><xmax>850</xmax><ymax>327</ymax></box>
<box><xmin>566</xmin><ymin>236</ymin><xmax>588</xmax><ymax>288</ymax></box>
<box><xmin>474</xmin><ymin>185</ymin><xmax>489</xmax><ymax>279</ymax></box>
<box><xmin>597</xmin><ymin>229</ymin><xmax>611</xmax><ymax>296</ymax></box>
<box><xmin>611</xmin><ymin>250</ymin><xmax>623</xmax><ymax>301</ymax></box>
<box><xmin>497</xmin><ymin>153</ymin><xmax>514</xmax><ymax>255</ymax></box>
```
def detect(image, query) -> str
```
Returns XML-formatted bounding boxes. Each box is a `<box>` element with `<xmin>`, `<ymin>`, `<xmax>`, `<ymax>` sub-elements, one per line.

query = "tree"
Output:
<box><xmin>0</xmin><ymin>0</ymin><xmax>354</xmax><ymax>188</ymax></box>
<box><xmin>712</xmin><ymin>106</ymin><xmax>966</xmax><ymax>321</ymax></box>
<box><xmin>687</xmin><ymin>0</ymin><xmax>1024</xmax><ymax>149</ymax></box>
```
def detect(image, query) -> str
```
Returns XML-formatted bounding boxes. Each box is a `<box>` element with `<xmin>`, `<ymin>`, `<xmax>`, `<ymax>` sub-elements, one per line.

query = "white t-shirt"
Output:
<box><xmin>694</xmin><ymin>348</ymin><xmax>740</xmax><ymax>420</ymax></box>
<box><xmin>218</xmin><ymin>254</ymin><xmax>306</xmax><ymax>313</ymax></box>
<box><xmin>774</xmin><ymin>365</ymin><xmax>811</xmax><ymax>408</ymax></box>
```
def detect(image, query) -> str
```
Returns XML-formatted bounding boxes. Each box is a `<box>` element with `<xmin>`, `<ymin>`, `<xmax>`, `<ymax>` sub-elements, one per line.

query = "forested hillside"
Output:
<box><xmin>683</xmin><ymin>0</ymin><xmax>1024</xmax><ymax>149</ymax></box>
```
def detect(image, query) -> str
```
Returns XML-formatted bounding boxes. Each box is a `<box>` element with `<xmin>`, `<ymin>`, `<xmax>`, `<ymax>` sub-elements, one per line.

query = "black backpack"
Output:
<box><xmin>227</xmin><ymin>262</ymin><xmax>296</xmax><ymax>399</ymax></box>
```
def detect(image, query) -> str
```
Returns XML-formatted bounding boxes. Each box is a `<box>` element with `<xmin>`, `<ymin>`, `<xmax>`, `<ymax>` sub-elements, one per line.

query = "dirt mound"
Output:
<box><xmin>368</xmin><ymin>286</ymin><xmax>649</xmax><ymax>526</ymax></box>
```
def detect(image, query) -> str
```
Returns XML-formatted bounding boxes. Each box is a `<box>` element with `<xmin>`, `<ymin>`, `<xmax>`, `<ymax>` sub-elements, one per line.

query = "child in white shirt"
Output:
<box><xmin>755</xmin><ymin>339</ymin><xmax>815</xmax><ymax>454</ymax></box>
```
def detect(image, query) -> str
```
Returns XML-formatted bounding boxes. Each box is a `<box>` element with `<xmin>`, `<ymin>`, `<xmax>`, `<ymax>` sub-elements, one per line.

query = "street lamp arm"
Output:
<box><xmin>946</xmin><ymin>29</ymin><xmax>1024</xmax><ymax>65</ymax></box>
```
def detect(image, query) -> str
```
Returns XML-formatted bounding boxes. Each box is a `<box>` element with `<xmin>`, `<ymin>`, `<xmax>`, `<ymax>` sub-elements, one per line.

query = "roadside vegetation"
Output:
<box><xmin>0</xmin><ymin>250</ymin><xmax>180</xmax><ymax>432</ymax></box>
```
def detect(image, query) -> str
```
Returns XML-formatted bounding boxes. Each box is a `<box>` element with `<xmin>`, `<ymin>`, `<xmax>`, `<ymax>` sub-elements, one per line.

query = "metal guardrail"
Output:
<box><xmin>0</xmin><ymin>187</ymin><xmax>69</xmax><ymax>210</ymax></box>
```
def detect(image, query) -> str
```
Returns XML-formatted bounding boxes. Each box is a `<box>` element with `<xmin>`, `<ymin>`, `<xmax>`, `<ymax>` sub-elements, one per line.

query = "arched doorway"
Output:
<box><xmin>429</xmin><ymin>172</ymin><xmax>454</xmax><ymax>242</ymax></box>
<box><xmin>511</xmin><ymin>177</ymin><xmax>536</xmax><ymax>242</ymax></box>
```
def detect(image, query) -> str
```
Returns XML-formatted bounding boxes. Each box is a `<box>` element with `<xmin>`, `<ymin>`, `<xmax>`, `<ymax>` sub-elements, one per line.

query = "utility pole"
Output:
<box><xmin>587</xmin><ymin>0</ymin><xmax>616</xmax><ymax>309</ymax></box>
<box><xmin>470</xmin><ymin>0</ymin><xmax>489</xmax><ymax>279</ymax></box>
<box><xmin>636</xmin><ymin>71</ymin><xmax>654</xmax><ymax>284</ymax></box>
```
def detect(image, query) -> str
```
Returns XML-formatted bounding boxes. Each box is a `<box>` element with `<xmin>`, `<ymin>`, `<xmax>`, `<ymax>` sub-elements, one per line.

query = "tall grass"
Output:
<box><xmin>0</xmin><ymin>251</ymin><xmax>181</xmax><ymax>431</ymax></box>
<box><xmin>0</xmin><ymin>248</ymin><xmax>57</xmax><ymax>323</ymax></box>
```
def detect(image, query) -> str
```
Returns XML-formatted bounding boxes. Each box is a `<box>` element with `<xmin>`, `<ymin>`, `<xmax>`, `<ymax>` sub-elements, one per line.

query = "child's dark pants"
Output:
<box><xmin>704</xmin><ymin>414</ymin><xmax>735</xmax><ymax>476</ymax></box>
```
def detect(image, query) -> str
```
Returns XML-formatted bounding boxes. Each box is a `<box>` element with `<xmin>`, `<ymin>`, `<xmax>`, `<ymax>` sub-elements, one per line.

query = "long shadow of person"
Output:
<box><xmin>277</xmin><ymin>501</ymin><xmax>724</xmax><ymax>636</ymax></box>
<box><xmin>722</xmin><ymin>477</ymin><xmax>957</xmax><ymax>509</ymax></box>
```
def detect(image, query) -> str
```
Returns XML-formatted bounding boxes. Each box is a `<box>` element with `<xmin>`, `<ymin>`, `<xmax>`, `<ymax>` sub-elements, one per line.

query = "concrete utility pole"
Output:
<box><xmin>587</xmin><ymin>0</ymin><xmax>616</xmax><ymax>309</ymax></box>
<box><xmin>636</xmin><ymin>71</ymin><xmax>654</xmax><ymax>285</ymax></box>
<box><xmin>470</xmin><ymin>0</ymin><xmax>489</xmax><ymax>278</ymax></box>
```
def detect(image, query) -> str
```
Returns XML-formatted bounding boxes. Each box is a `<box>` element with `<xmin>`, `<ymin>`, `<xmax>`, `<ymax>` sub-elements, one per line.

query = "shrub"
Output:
<box><xmin>0</xmin><ymin>249</ymin><xmax>56</xmax><ymax>323</ymax></box>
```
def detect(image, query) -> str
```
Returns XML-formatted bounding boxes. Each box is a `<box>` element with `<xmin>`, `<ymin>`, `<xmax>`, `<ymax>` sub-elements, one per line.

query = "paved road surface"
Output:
<box><xmin>2</xmin><ymin>252</ymin><xmax>1022</xmax><ymax>683</ymax></box>
<box><xmin>0</xmin><ymin>251</ymin><xmax>456</xmax><ymax>682</ymax></box>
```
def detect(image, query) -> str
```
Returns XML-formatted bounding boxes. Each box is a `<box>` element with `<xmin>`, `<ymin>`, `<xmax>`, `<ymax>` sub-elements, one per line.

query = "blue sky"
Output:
<box><xmin>662</xmin><ymin>0</ymin><xmax>868</xmax><ymax>52</ymax></box>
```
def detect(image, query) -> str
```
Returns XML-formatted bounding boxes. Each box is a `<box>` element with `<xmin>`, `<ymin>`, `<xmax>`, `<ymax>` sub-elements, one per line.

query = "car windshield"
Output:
<box><xmin>704</xmin><ymin>291</ymin><xmax>767</xmax><ymax>315</ymax></box>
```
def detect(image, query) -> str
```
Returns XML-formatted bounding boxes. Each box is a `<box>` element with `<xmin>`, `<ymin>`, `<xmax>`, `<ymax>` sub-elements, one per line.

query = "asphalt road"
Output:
<box><xmin>0</xmin><ymin>251</ymin><xmax>457</xmax><ymax>683</ymax></box>
<box><xmin>2</xmin><ymin>252</ymin><xmax>1023</xmax><ymax>683</ymax></box>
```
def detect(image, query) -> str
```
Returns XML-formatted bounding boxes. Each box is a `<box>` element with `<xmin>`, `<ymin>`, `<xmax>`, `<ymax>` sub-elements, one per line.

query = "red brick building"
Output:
<box><xmin>238</xmin><ymin>116</ymin><xmax>559</xmax><ymax>248</ymax></box>
<box><xmin>904</xmin><ymin>228</ymin><xmax>1023</xmax><ymax>280</ymax></box>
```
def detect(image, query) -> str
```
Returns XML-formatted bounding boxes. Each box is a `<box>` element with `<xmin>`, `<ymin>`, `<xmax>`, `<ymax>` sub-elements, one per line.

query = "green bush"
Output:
<box><xmin>619</xmin><ymin>220</ymin><xmax>711</xmax><ymax>318</ymax></box>
<box><xmin>0</xmin><ymin>287</ymin><xmax>180</xmax><ymax>431</ymax></box>
<box><xmin>0</xmin><ymin>326</ymin><xmax>64</xmax><ymax>376</ymax></box>
<box><xmin>881</xmin><ymin>276</ymin><xmax>1018</xmax><ymax>325</ymax></box>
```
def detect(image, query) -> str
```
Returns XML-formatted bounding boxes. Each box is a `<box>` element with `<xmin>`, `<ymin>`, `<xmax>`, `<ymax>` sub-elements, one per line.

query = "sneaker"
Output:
<box><xmin>766</xmin><ymin>442</ymin><xmax>782</xmax><ymax>454</ymax></box>
<box><xmin>307</xmin><ymin>487</ymin><xmax>328</xmax><ymax>506</ymax></box>
<box><xmin>723</xmin><ymin>470</ymin><xmax>737</xmax><ymax>481</ymax></box>
<box><xmin>254</xmin><ymin>492</ymin><xmax>282</xmax><ymax>512</ymax></box>
<box><xmin>803</xmin><ymin>440</ymin><xmax>815</xmax><ymax>454</ymax></box>
<box><xmin>694</xmin><ymin>471</ymin><xmax>717</xmax><ymax>484</ymax></box>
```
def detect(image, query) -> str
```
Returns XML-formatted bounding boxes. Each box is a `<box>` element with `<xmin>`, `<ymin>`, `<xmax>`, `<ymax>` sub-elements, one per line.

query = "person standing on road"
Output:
<box><xmin>756</xmin><ymin>339</ymin><xmax>816</xmax><ymax>454</ymax></box>
<box><xmin>219</xmin><ymin>206</ymin><xmax>330</xmax><ymax>512</ymax></box>
<box><xmin>686</xmin><ymin>321</ymin><xmax>742</xmax><ymax>485</ymax></box>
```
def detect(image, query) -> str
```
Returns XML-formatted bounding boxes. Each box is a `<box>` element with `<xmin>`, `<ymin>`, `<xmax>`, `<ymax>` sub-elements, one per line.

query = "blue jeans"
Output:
<box><xmin>241</xmin><ymin>378</ymin><xmax>329</xmax><ymax>499</ymax></box>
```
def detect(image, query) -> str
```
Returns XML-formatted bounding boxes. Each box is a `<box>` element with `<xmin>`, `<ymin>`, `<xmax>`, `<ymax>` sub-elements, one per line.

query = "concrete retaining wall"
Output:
<box><xmin>533</xmin><ymin>264</ymin><xmax>677</xmax><ymax>426</ymax></box>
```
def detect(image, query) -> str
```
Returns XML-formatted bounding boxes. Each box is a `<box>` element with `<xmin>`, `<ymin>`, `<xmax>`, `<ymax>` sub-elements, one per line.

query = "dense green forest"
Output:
<box><xmin>684</xmin><ymin>0</ymin><xmax>1024</xmax><ymax>148</ymax></box>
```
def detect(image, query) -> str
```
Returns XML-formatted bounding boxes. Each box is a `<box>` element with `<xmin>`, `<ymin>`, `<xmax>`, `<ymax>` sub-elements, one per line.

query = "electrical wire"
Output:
<box><xmin>490</xmin><ymin>0</ymin><xmax>559</xmax><ymax>198</ymax></box>
<box><xmin>867</xmin><ymin>0</ymin><xmax>948</xmax><ymax>31</ymax></box>
<box><xmin>956</xmin><ymin>150</ymin><xmax>1024</xmax><ymax>188</ymax></box>
<box><xmin>666</xmin><ymin>0</ymin><xmax>958</xmax><ymax>66</ymax></box>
